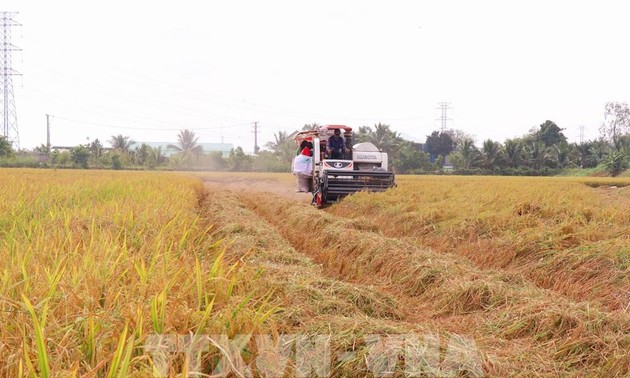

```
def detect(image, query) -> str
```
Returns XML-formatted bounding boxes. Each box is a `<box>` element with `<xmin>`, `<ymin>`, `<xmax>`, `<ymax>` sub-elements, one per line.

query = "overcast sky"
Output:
<box><xmin>3</xmin><ymin>0</ymin><xmax>630</xmax><ymax>152</ymax></box>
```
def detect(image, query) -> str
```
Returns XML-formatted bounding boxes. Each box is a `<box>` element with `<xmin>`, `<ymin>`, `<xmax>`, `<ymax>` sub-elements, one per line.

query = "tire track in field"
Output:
<box><xmin>231</xmin><ymin>188</ymin><xmax>630</xmax><ymax>377</ymax></box>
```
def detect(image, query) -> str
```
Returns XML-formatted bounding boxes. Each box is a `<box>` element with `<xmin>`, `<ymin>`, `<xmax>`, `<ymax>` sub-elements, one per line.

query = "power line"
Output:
<box><xmin>23</xmin><ymin>46</ymin><xmax>427</xmax><ymax>123</ymax></box>
<box><xmin>23</xmin><ymin>73</ymin><xmax>253</xmax><ymax>125</ymax></box>
<box><xmin>53</xmin><ymin>115</ymin><xmax>253</xmax><ymax>132</ymax></box>
<box><xmin>23</xmin><ymin>88</ymin><xmax>214</xmax><ymax>130</ymax></box>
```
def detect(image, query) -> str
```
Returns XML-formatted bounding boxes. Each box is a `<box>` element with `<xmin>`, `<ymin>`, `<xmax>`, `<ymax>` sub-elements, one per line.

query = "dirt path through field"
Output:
<box><xmin>199</xmin><ymin>172</ymin><xmax>312</xmax><ymax>203</ymax></box>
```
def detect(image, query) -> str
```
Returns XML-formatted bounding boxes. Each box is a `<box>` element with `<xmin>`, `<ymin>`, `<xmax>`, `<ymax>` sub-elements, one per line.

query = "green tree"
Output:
<box><xmin>535</xmin><ymin>120</ymin><xmax>566</xmax><ymax>147</ymax></box>
<box><xmin>575</xmin><ymin>139</ymin><xmax>609</xmax><ymax>168</ymax></box>
<box><xmin>354</xmin><ymin>126</ymin><xmax>372</xmax><ymax>144</ymax></box>
<box><xmin>147</xmin><ymin>146</ymin><xmax>166</xmax><ymax>168</ymax></box>
<box><xmin>447</xmin><ymin>129</ymin><xmax>476</xmax><ymax>150</ymax></box>
<box><xmin>207</xmin><ymin>151</ymin><xmax>227</xmax><ymax>171</ymax></box>
<box><xmin>551</xmin><ymin>142</ymin><xmax>574</xmax><ymax>168</ymax></box>
<box><xmin>265</xmin><ymin>131</ymin><xmax>294</xmax><ymax>163</ymax></box>
<box><xmin>425</xmin><ymin>131</ymin><xmax>455</xmax><ymax>162</ymax></box>
<box><xmin>393</xmin><ymin>141</ymin><xmax>431</xmax><ymax>173</ymax></box>
<box><xmin>34</xmin><ymin>144</ymin><xmax>51</xmax><ymax>154</ymax></box>
<box><xmin>51</xmin><ymin>151</ymin><xmax>71</xmax><ymax>166</ymax></box>
<box><xmin>168</xmin><ymin>129</ymin><xmax>203</xmax><ymax>165</ymax></box>
<box><xmin>0</xmin><ymin>137</ymin><xmax>14</xmax><ymax>157</ymax></box>
<box><xmin>111</xmin><ymin>153</ymin><xmax>123</xmax><ymax>170</ymax></box>
<box><xmin>109</xmin><ymin>134</ymin><xmax>133</xmax><ymax>152</ymax></box>
<box><xmin>70</xmin><ymin>145</ymin><xmax>90</xmax><ymax>169</ymax></box>
<box><xmin>89</xmin><ymin>139</ymin><xmax>104</xmax><ymax>162</ymax></box>
<box><xmin>452</xmin><ymin>138</ymin><xmax>482</xmax><ymax>169</ymax></box>
<box><xmin>227</xmin><ymin>147</ymin><xmax>253</xmax><ymax>171</ymax></box>
<box><xmin>603</xmin><ymin>149</ymin><xmax>628</xmax><ymax>176</ymax></box>
<box><xmin>503</xmin><ymin>139</ymin><xmax>524</xmax><ymax>168</ymax></box>
<box><xmin>252</xmin><ymin>150</ymin><xmax>290</xmax><ymax>172</ymax></box>
<box><xmin>354</xmin><ymin>123</ymin><xmax>402</xmax><ymax>152</ymax></box>
<box><xmin>574</xmin><ymin>142</ymin><xmax>598</xmax><ymax>168</ymax></box>
<box><xmin>134</xmin><ymin>143</ymin><xmax>151</xmax><ymax>166</ymax></box>
<box><xmin>616</xmin><ymin>134</ymin><xmax>630</xmax><ymax>152</ymax></box>
<box><xmin>523</xmin><ymin>141</ymin><xmax>555</xmax><ymax>170</ymax></box>
<box><xmin>481</xmin><ymin>139</ymin><xmax>504</xmax><ymax>169</ymax></box>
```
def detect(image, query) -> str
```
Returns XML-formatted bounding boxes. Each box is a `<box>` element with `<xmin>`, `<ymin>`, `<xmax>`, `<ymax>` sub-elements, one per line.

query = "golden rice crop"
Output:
<box><xmin>4</xmin><ymin>168</ymin><xmax>629</xmax><ymax>377</ymax></box>
<box><xmin>190</xmin><ymin>171</ymin><xmax>629</xmax><ymax>376</ymax></box>
<box><xmin>329</xmin><ymin>175</ymin><xmax>630</xmax><ymax>312</ymax></box>
<box><xmin>233</xmin><ymin>186</ymin><xmax>629</xmax><ymax>376</ymax></box>
<box><xmin>0</xmin><ymin>169</ymin><xmax>272</xmax><ymax>376</ymax></box>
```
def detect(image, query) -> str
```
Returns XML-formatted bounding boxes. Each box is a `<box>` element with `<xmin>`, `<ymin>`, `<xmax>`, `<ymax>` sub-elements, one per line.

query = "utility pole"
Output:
<box><xmin>436</xmin><ymin>102</ymin><xmax>452</xmax><ymax>131</ymax></box>
<box><xmin>252</xmin><ymin>121</ymin><xmax>260</xmax><ymax>153</ymax></box>
<box><xmin>579</xmin><ymin>125</ymin><xmax>585</xmax><ymax>144</ymax></box>
<box><xmin>1</xmin><ymin>12</ymin><xmax>21</xmax><ymax>149</ymax></box>
<box><xmin>46</xmin><ymin>114</ymin><xmax>51</xmax><ymax>149</ymax></box>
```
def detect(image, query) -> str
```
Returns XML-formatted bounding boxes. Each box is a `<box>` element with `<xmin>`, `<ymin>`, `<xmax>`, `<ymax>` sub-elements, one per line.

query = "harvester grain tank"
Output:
<box><xmin>294</xmin><ymin>125</ymin><xmax>396</xmax><ymax>207</ymax></box>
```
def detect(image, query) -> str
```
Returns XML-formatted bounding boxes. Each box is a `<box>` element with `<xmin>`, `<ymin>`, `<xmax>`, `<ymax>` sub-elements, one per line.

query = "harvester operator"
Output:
<box><xmin>327</xmin><ymin>129</ymin><xmax>348</xmax><ymax>159</ymax></box>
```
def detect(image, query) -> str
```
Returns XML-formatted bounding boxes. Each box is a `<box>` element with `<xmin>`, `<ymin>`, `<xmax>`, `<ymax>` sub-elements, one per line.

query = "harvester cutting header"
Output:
<box><xmin>293</xmin><ymin>125</ymin><xmax>396</xmax><ymax>207</ymax></box>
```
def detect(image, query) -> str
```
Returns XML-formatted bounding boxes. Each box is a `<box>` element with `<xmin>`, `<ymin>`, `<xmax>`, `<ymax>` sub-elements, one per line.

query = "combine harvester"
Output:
<box><xmin>294</xmin><ymin>125</ymin><xmax>396</xmax><ymax>208</ymax></box>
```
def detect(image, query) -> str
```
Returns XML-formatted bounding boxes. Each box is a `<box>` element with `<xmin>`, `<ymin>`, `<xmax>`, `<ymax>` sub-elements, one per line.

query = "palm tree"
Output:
<box><xmin>109</xmin><ymin>135</ymin><xmax>133</xmax><ymax>152</ymax></box>
<box><xmin>503</xmin><ymin>139</ymin><xmax>523</xmax><ymax>168</ymax></box>
<box><xmin>575</xmin><ymin>142</ymin><xmax>601</xmax><ymax>168</ymax></box>
<box><xmin>552</xmin><ymin>142</ymin><xmax>573</xmax><ymax>168</ymax></box>
<box><xmin>355</xmin><ymin>123</ymin><xmax>401</xmax><ymax>153</ymax></box>
<box><xmin>265</xmin><ymin>131</ymin><xmax>290</xmax><ymax>151</ymax></box>
<box><xmin>265</xmin><ymin>131</ymin><xmax>294</xmax><ymax>163</ymax></box>
<box><xmin>168</xmin><ymin>129</ymin><xmax>204</xmax><ymax>160</ymax></box>
<box><xmin>524</xmin><ymin>141</ymin><xmax>554</xmax><ymax>170</ymax></box>
<box><xmin>481</xmin><ymin>139</ymin><xmax>503</xmax><ymax>169</ymax></box>
<box><xmin>148</xmin><ymin>146</ymin><xmax>166</xmax><ymax>168</ymax></box>
<box><xmin>369</xmin><ymin>123</ymin><xmax>400</xmax><ymax>152</ymax></box>
<box><xmin>135</xmin><ymin>143</ymin><xmax>151</xmax><ymax>166</ymax></box>
<box><xmin>456</xmin><ymin>138</ymin><xmax>482</xmax><ymax>169</ymax></box>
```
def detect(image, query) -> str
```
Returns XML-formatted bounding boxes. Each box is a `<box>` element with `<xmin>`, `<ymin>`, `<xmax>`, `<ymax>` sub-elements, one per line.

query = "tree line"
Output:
<box><xmin>0</xmin><ymin>130</ymin><xmax>258</xmax><ymax>171</ymax></box>
<box><xmin>436</xmin><ymin>101</ymin><xmax>630</xmax><ymax>176</ymax></box>
<box><xmin>1</xmin><ymin>101</ymin><xmax>628</xmax><ymax>175</ymax></box>
<box><xmin>263</xmin><ymin>102</ymin><xmax>630</xmax><ymax>176</ymax></box>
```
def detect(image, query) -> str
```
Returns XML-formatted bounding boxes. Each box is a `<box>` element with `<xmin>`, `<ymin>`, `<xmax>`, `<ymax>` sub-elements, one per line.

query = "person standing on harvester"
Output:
<box><xmin>292</xmin><ymin>147</ymin><xmax>313</xmax><ymax>192</ymax></box>
<box><xmin>327</xmin><ymin>129</ymin><xmax>347</xmax><ymax>159</ymax></box>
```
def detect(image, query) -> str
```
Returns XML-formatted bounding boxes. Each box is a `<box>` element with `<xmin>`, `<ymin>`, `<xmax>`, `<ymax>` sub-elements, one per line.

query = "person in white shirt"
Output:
<box><xmin>292</xmin><ymin>147</ymin><xmax>313</xmax><ymax>192</ymax></box>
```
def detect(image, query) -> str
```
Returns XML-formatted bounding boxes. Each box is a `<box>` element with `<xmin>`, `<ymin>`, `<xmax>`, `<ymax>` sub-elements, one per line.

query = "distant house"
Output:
<box><xmin>52</xmin><ymin>145</ymin><xmax>114</xmax><ymax>153</ymax></box>
<box><xmin>51</xmin><ymin>146</ymin><xmax>75</xmax><ymax>153</ymax></box>
<box><xmin>129</xmin><ymin>142</ymin><xmax>234</xmax><ymax>157</ymax></box>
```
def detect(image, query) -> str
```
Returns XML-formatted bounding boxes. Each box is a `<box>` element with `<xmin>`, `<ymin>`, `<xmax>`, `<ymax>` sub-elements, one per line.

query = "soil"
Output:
<box><xmin>200</xmin><ymin>173</ymin><xmax>313</xmax><ymax>204</ymax></box>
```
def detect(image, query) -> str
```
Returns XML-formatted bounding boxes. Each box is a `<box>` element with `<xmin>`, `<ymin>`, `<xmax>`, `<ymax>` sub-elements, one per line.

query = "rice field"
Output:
<box><xmin>1</xmin><ymin>169</ymin><xmax>628</xmax><ymax>376</ymax></box>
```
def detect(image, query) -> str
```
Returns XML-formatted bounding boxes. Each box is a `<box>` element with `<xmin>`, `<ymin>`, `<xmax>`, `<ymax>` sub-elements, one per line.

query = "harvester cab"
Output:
<box><xmin>294</xmin><ymin>125</ymin><xmax>396</xmax><ymax>208</ymax></box>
